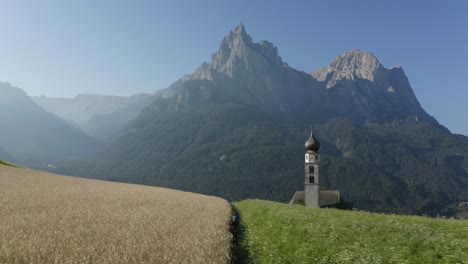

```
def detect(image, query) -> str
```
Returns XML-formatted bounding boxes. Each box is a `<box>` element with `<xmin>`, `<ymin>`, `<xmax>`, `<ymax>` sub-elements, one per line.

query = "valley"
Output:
<box><xmin>1</xmin><ymin>25</ymin><xmax>467</xmax><ymax>217</ymax></box>
<box><xmin>32</xmin><ymin>93</ymin><xmax>155</xmax><ymax>142</ymax></box>
<box><xmin>39</xmin><ymin>25</ymin><xmax>468</xmax><ymax>217</ymax></box>
<box><xmin>0</xmin><ymin>2</ymin><xmax>466</xmax><ymax>263</ymax></box>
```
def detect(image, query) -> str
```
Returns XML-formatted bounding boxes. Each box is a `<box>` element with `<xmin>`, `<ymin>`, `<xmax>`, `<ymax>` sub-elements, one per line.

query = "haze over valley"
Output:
<box><xmin>1</xmin><ymin>2</ymin><xmax>467</xmax><ymax>263</ymax></box>
<box><xmin>32</xmin><ymin>92</ymin><xmax>155</xmax><ymax>141</ymax></box>
<box><xmin>1</xmin><ymin>23</ymin><xmax>467</xmax><ymax>217</ymax></box>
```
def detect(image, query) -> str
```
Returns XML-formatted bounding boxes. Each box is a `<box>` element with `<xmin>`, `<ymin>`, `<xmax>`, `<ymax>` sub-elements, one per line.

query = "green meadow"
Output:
<box><xmin>233</xmin><ymin>199</ymin><xmax>468</xmax><ymax>264</ymax></box>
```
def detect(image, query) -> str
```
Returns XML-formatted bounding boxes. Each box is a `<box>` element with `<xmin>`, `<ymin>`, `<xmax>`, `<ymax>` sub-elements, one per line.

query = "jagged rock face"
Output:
<box><xmin>313</xmin><ymin>50</ymin><xmax>387</xmax><ymax>88</ymax></box>
<box><xmin>143</xmin><ymin>25</ymin><xmax>432</xmax><ymax>126</ymax></box>
<box><xmin>165</xmin><ymin>24</ymin><xmax>318</xmax><ymax>116</ymax></box>
<box><xmin>81</xmin><ymin>24</ymin><xmax>468</xmax><ymax>217</ymax></box>
<box><xmin>209</xmin><ymin>24</ymin><xmax>284</xmax><ymax>78</ymax></box>
<box><xmin>192</xmin><ymin>24</ymin><xmax>288</xmax><ymax>98</ymax></box>
<box><xmin>387</xmin><ymin>66</ymin><xmax>423</xmax><ymax>108</ymax></box>
<box><xmin>312</xmin><ymin>50</ymin><xmax>432</xmax><ymax>123</ymax></box>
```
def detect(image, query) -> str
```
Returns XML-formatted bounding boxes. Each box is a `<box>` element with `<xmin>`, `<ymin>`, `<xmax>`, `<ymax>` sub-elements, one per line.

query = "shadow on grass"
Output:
<box><xmin>230</xmin><ymin>206</ymin><xmax>251</xmax><ymax>264</ymax></box>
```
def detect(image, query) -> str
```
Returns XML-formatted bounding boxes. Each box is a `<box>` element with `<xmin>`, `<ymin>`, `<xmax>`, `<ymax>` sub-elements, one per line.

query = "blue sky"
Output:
<box><xmin>0</xmin><ymin>0</ymin><xmax>467</xmax><ymax>135</ymax></box>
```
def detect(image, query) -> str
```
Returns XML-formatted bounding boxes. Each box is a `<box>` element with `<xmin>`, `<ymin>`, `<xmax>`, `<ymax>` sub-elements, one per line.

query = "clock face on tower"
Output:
<box><xmin>305</xmin><ymin>154</ymin><xmax>316</xmax><ymax>163</ymax></box>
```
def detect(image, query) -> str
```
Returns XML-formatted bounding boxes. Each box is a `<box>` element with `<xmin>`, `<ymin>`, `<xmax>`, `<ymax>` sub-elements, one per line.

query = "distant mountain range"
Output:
<box><xmin>32</xmin><ymin>93</ymin><xmax>154</xmax><ymax>141</ymax></box>
<box><xmin>0</xmin><ymin>82</ymin><xmax>99</xmax><ymax>167</ymax></box>
<box><xmin>54</xmin><ymin>24</ymin><xmax>468</xmax><ymax>217</ymax></box>
<box><xmin>4</xmin><ymin>24</ymin><xmax>467</xmax><ymax>217</ymax></box>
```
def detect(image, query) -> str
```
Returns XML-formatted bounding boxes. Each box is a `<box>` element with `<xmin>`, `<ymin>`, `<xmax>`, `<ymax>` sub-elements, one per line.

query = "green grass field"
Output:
<box><xmin>232</xmin><ymin>199</ymin><xmax>468</xmax><ymax>264</ymax></box>
<box><xmin>0</xmin><ymin>160</ymin><xmax>20</xmax><ymax>168</ymax></box>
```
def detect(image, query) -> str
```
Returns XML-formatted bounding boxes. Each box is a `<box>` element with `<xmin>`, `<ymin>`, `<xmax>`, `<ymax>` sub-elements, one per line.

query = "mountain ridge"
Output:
<box><xmin>32</xmin><ymin>92</ymin><xmax>155</xmax><ymax>141</ymax></box>
<box><xmin>57</xmin><ymin>24</ymin><xmax>468</xmax><ymax>216</ymax></box>
<box><xmin>145</xmin><ymin>25</ymin><xmax>435</xmax><ymax>127</ymax></box>
<box><xmin>0</xmin><ymin>82</ymin><xmax>100</xmax><ymax>168</ymax></box>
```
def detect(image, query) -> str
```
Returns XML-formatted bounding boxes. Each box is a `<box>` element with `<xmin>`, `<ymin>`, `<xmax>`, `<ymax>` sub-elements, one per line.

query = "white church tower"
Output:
<box><xmin>304</xmin><ymin>126</ymin><xmax>320</xmax><ymax>208</ymax></box>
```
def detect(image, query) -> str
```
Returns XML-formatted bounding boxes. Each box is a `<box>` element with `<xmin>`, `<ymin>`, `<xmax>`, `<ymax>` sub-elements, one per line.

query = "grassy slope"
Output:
<box><xmin>0</xmin><ymin>160</ymin><xmax>20</xmax><ymax>168</ymax></box>
<box><xmin>233</xmin><ymin>200</ymin><xmax>468</xmax><ymax>264</ymax></box>
<box><xmin>0</xmin><ymin>166</ymin><xmax>232</xmax><ymax>263</ymax></box>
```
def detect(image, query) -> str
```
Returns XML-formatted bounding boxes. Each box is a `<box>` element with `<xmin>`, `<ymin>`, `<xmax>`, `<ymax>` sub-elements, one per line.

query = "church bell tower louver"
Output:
<box><xmin>304</xmin><ymin>126</ymin><xmax>320</xmax><ymax>208</ymax></box>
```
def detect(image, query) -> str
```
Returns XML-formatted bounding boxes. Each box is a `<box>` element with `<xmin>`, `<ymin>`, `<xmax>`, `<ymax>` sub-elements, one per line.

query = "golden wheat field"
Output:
<box><xmin>0</xmin><ymin>165</ymin><xmax>232</xmax><ymax>263</ymax></box>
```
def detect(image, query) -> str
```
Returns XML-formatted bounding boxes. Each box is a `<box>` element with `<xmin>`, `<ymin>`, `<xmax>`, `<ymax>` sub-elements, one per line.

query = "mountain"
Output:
<box><xmin>59</xmin><ymin>25</ymin><xmax>468</xmax><ymax>216</ymax></box>
<box><xmin>32</xmin><ymin>93</ymin><xmax>154</xmax><ymax>141</ymax></box>
<box><xmin>311</xmin><ymin>49</ymin><xmax>435</xmax><ymax>123</ymax></box>
<box><xmin>155</xmin><ymin>24</ymin><xmax>319</xmax><ymax>117</ymax></box>
<box><xmin>0</xmin><ymin>82</ymin><xmax>100</xmax><ymax>168</ymax></box>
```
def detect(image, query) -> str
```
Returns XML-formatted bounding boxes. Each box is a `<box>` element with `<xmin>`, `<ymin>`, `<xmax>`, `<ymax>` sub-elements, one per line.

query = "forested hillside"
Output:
<box><xmin>57</xmin><ymin>25</ymin><xmax>468</xmax><ymax>216</ymax></box>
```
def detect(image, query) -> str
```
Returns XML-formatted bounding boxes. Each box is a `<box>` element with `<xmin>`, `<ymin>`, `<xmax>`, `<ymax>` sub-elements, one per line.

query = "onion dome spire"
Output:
<box><xmin>305</xmin><ymin>126</ymin><xmax>320</xmax><ymax>153</ymax></box>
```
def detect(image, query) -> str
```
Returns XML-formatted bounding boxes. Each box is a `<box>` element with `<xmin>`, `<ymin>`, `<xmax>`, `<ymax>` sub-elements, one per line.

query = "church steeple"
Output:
<box><xmin>305</xmin><ymin>126</ymin><xmax>320</xmax><ymax>153</ymax></box>
<box><xmin>304</xmin><ymin>126</ymin><xmax>320</xmax><ymax>208</ymax></box>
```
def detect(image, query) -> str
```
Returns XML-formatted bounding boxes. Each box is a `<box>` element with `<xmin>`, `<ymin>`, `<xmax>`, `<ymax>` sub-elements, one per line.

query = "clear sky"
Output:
<box><xmin>0</xmin><ymin>0</ymin><xmax>467</xmax><ymax>135</ymax></box>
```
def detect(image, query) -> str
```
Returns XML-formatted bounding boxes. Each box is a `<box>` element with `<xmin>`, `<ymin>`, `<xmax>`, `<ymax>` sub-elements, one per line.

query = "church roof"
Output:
<box><xmin>305</xmin><ymin>126</ymin><xmax>320</xmax><ymax>152</ymax></box>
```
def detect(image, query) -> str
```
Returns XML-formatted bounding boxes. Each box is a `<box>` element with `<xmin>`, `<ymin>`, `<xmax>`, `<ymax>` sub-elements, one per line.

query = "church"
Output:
<box><xmin>289</xmin><ymin>127</ymin><xmax>341</xmax><ymax>208</ymax></box>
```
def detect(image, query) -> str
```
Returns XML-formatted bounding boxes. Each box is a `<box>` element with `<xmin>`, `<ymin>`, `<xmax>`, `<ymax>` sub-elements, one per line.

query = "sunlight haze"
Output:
<box><xmin>0</xmin><ymin>0</ymin><xmax>467</xmax><ymax>135</ymax></box>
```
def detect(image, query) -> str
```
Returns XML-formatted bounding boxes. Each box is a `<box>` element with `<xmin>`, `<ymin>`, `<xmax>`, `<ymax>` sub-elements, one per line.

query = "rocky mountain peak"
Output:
<box><xmin>233</xmin><ymin>23</ymin><xmax>249</xmax><ymax>38</ymax></box>
<box><xmin>219</xmin><ymin>23</ymin><xmax>253</xmax><ymax>49</ymax></box>
<box><xmin>197</xmin><ymin>24</ymin><xmax>284</xmax><ymax>79</ymax></box>
<box><xmin>331</xmin><ymin>50</ymin><xmax>381</xmax><ymax>76</ymax></box>
<box><xmin>312</xmin><ymin>49</ymin><xmax>387</xmax><ymax>88</ymax></box>
<box><xmin>309</xmin><ymin>49</ymin><xmax>431</xmax><ymax>123</ymax></box>
<box><xmin>171</xmin><ymin>28</ymin><xmax>430</xmax><ymax>125</ymax></box>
